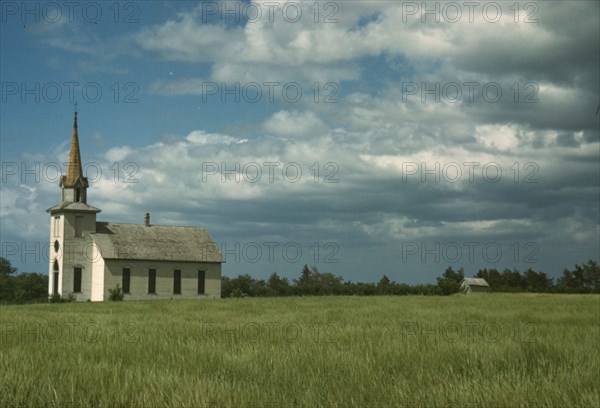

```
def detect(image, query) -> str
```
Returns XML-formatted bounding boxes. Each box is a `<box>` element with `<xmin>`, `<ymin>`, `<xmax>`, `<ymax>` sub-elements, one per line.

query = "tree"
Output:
<box><xmin>0</xmin><ymin>257</ymin><xmax>17</xmax><ymax>275</ymax></box>
<box><xmin>436</xmin><ymin>266</ymin><xmax>464</xmax><ymax>295</ymax></box>
<box><xmin>557</xmin><ymin>269</ymin><xmax>578</xmax><ymax>292</ymax></box>
<box><xmin>0</xmin><ymin>272</ymin><xmax>17</xmax><ymax>303</ymax></box>
<box><xmin>292</xmin><ymin>265</ymin><xmax>343</xmax><ymax>295</ymax></box>
<box><xmin>377</xmin><ymin>275</ymin><xmax>392</xmax><ymax>295</ymax></box>
<box><xmin>296</xmin><ymin>264</ymin><xmax>313</xmax><ymax>286</ymax></box>
<box><xmin>441</xmin><ymin>266</ymin><xmax>464</xmax><ymax>283</ymax></box>
<box><xmin>578</xmin><ymin>260</ymin><xmax>600</xmax><ymax>292</ymax></box>
<box><xmin>476</xmin><ymin>268</ymin><xmax>502</xmax><ymax>289</ymax></box>
<box><xmin>0</xmin><ymin>257</ymin><xmax>49</xmax><ymax>304</ymax></box>
<box><xmin>378</xmin><ymin>275</ymin><xmax>391</xmax><ymax>286</ymax></box>
<box><xmin>229</xmin><ymin>274</ymin><xmax>257</xmax><ymax>297</ymax></box>
<box><xmin>221</xmin><ymin>276</ymin><xmax>233</xmax><ymax>298</ymax></box>
<box><xmin>523</xmin><ymin>268</ymin><xmax>553</xmax><ymax>292</ymax></box>
<box><xmin>267</xmin><ymin>272</ymin><xmax>290</xmax><ymax>296</ymax></box>
<box><xmin>316</xmin><ymin>272</ymin><xmax>344</xmax><ymax>295</ymax></box>
<box><xmin>13</xmin><ymin>273</ymin><xmax>48</xmax><ymax>303</ymax></box>
<box><xmin>501</xmin><ymin>269</ymin><xmax>523</xmax><ymax>290</ymax></box>
<box><xmin>294</xmin><ymin>264</ymin><xmax>316</xmax><ymax>295</ymax></box>
<box><xmin>558</xmin><ymin>260</ymin><xmax>600</xmax><ymax>293</ymax></box>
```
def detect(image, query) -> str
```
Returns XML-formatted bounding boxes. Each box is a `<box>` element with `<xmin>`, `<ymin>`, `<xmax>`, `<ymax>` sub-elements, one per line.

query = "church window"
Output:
<box><xmin>148</xmin><ymin>269</ymin><xmax>156</xmax><ymax>294</ymax></box>
<box><xmin>173</xmin><ymin>269</ymin><xmax>181</xmax><ymax>294</ymax></box>
<box><xmin>198</xmin><ymin>270</ymin><xmax>206</xmax><ymax>294</ymax></box>
<box><xmin>122</xmin><ymin>268</ymin><xmax>131</xmax><ymax>294</ymax></box>
<box><xmin>73</xmin><ymin>267</ymin><xmax>82</xmax><ymax>293</ymax></box>
<box><xmin>53</xmin><ymin>260</ymin><xmax>59</xmax><ymax>295</ymax></box>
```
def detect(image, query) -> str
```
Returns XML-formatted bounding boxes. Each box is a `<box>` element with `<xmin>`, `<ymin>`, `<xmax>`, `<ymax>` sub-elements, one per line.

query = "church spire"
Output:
<box><xmin>48</xmin><ymin>109</ymin><xmax>100</xmax><ymax>210</ymax></box>
<box><xmin>61</xmin><ymin>109</ymin><xmax>88</xmax><ymax>188</ymax></box>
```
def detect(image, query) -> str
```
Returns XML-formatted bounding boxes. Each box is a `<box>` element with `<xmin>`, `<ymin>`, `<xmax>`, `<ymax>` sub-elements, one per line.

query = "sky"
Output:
<box><xmin>0</xmin><ymin>0</ymin><xmax>598</xmax><ymax>284</ymax></box>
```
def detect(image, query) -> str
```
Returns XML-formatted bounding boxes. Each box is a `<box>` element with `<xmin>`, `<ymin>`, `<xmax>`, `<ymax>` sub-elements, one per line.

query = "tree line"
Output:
<box><xmin>223</xmin><ymin>261</ymin><xmax>600</xmax><ymax>297</ymax></box>
<box><xmin>1</xmin><ymin>257</ymin><xmax>598</xmax><ymax>304</ymax></box>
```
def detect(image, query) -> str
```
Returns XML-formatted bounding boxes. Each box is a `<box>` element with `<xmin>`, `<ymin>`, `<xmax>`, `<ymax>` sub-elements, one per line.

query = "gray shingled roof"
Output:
<box><xmin>91</xmin><ymin>222</ymin><xmax>224</xmax><ymax>263</ymax></box>
<box><xmin>461</xmin><ymin>278</ymin><xmax>490</xmax><ymax>287</ymax></box>
<box><xmin>47</xmin><ymin>202</ymin><xmax>101</xmax><ymax>213</ymax></box>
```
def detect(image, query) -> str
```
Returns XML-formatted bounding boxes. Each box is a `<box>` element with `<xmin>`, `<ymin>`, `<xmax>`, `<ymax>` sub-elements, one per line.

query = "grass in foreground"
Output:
<box><xmin>1</xmin><ymin>294</ymin><xmax>598</xmax><ymax>407</ymax></box>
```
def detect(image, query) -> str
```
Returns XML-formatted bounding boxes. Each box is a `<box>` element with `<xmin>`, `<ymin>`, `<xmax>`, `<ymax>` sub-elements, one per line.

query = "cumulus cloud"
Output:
<box><xmin>3</xmin><ymin>0</ymin><xmax>598</xmax><ymax>282</ymax></box>
<box><xmin>263</xmin><ymin>110</ymin><xmax>327</xmax><ymax>137</ymax></box>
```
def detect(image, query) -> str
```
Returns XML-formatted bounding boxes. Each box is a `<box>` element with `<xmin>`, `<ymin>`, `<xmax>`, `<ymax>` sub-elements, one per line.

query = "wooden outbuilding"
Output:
<box><xmin>461</xmin><ymin>278</ymin><xmax>490</xmax><ymax>294</ymax></box>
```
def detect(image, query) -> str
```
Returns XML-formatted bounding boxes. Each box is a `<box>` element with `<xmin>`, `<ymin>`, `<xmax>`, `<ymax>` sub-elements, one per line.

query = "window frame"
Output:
<box><xmin>122</xmin><ymin>268</ymin><xmax>131</xmax><ymax>294</ymax></box>
<box><xmin>173</xmin><ymin>269</ymin><xmax>181</xmax><ymax>295</ymax></box>
<box><xmin>197</xmin><ymin>270</ymin><xmax>206</xmax><ymax>295</ymax></box>
<box><xmin>73</xmin><ymin>267</ymin><xmax>82</xmax><ymax>293</ymax></box>
<box><xmin>53</xmin><ymin>216</ymin><xmax>60</xmax><ymax>237</ymax></box>
<box><xmin>148</xmin><ymin>268</ymin><xmax>156</xmax><ymax>294</ymax></box>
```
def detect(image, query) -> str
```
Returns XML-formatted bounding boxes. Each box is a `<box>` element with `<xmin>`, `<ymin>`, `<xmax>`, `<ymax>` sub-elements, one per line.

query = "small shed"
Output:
<box><xmin>461</xmin><ymin>278</ymin><xmax>490</xmax><ymax>294</ymax></box>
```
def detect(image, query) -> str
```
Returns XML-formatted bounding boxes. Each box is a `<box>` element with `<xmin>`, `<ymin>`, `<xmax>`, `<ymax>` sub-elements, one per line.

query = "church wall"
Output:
<box><xmin>58</xmin><ymin>240</ymin><xmax>94</xmax><ymax>301</ymax></box>
<box><xmin>91</xmin><ymin>243</ymin><xmax>105</xmax><ymax>301</ymax></box>
<box><xmin>103</xmin><ymin>259</ymin><xmax>221</xmax><ymax>300</ymax></box>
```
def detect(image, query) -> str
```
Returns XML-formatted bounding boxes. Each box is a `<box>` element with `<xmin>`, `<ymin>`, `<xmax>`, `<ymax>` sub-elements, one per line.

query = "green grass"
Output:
<box><xmin>1</xmin><ymin>294</ymin><xmax>598</xmax><ymax>407</ymax></box>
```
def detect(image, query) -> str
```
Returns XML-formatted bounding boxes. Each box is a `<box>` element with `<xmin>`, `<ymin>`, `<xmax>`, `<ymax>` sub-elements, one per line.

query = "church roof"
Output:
<box><xmin>60</xmin><ymin>111</ymin><xmax>89</xmax><ymax>188</ymax></box>
<box><xmin>47</xmin><ymin>202</ymin><xmax>101</xmax><ymax>214</ymax></box>
<box><xmin>90</xmin><ymin>222</ymin><xmax>224</xmax><ymax>263</ymax></box>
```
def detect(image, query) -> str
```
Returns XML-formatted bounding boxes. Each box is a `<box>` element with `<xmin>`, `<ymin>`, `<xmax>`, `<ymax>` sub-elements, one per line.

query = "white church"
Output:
<box><xmin>47</xmin><ymin>112</ymin><xmax>224</xmax><ymax>301</ymax></box>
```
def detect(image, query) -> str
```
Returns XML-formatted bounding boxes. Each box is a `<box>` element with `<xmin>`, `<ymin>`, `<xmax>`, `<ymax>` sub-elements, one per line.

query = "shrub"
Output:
<box><xmin>228</xmin><ymin>288</ymin><xmax>247</xmax><ymax>298</ymax></box>
<box><xmin>108</xmin><ymin>285</ymin><xmax>124</xmax><ymax>301</ymax></box>
<box><xmin>48</xmin><ymin>293</ymin><xmax>76</xmax><ymax>303</ymax></box>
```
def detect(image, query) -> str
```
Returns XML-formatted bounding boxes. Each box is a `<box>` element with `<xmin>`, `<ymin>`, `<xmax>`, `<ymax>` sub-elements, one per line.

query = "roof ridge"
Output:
<box><xmin>96</xmin><ymin>221</ymin><xmax>206</xmax><ymax>229</ymax></box>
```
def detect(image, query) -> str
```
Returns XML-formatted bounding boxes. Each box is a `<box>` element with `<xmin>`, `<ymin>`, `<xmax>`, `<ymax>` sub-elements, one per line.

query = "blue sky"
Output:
<box><xmin>1</xmin><ymin>1</ymin><xmax>599</xmax><ymax>283</ymax></box>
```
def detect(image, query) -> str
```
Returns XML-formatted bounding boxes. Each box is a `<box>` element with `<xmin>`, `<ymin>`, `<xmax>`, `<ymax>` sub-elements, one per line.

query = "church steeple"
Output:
<box><xmin>47</xmin><ymin>110</ymin><xmax>102</xmax><ymax>210</ymax></box>
<box><xmin>55</xmin><ymin>109</ymin><xmax>91</xmax><ymax>205</ymax></box>
<box><xmin>61</xmin><ymin>110</ymin><xmax>88</xmax><ymax>189</ymax></box>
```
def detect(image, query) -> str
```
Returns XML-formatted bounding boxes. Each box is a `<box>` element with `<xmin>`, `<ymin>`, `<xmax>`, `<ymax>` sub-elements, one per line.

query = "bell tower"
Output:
<box><xmin>47</xmin><ymin>110</ymin><xmax>101</xmax><ymax>300</ymax></box>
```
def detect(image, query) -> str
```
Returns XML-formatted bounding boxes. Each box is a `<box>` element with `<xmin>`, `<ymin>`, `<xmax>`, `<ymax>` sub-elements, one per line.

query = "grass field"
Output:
<box><xmin>1</xmin><ymin>294</ymin><xmax>598</xmax><ymax>407</ymax></box>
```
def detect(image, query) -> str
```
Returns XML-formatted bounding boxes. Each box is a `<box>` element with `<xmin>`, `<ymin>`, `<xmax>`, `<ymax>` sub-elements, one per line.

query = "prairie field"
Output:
<box><xmin>0</xmin><ymin>294</ymin><xmax>598</xmax><ymax>408</ymax></box>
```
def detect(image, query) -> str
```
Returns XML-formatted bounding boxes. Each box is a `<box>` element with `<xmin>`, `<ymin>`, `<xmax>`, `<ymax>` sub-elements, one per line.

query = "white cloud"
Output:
<box><xmin>474</xmin><ymin>124</ymin><xmax>520</xmax><ymax>151</ymax></box>
<box><xmin>358</xmin><ymin>216</ymin><xmax>541</xmax><ymax>241</ymax></box>
<box><xmin>185</xmin><ymin>130</ymin><xmax>247</xmax><ymax>145</ymax></box>
<box><xmin>263</xmin><ymin>110</ymin><xmax>326</xmax><ymax>138</ymax></box>
<box><xmin>104</xmin><ymin>146</ymin><xmax>135</xmax><ymax>162</ymax></box>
